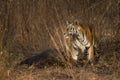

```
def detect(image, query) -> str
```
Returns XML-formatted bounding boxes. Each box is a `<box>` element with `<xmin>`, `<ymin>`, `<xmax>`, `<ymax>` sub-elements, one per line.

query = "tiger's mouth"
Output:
<box><xmin>64</xmin><ymin>32</ymin><xmax>69</xmax><ymax>38</ymax></box>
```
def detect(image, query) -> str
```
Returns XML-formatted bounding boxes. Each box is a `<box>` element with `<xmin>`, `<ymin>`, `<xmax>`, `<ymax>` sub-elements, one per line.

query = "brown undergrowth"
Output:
<box><xmin>0</xmin><ymin>0</ymin><xmax>119</xmax><ymax>80</ymax></box>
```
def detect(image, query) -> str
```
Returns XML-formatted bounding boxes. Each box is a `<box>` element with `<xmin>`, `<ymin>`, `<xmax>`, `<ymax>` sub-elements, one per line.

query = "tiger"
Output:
<box><xmin>64</xmin><ymin>21</ymin><xmax>97</xmax><ymax>64</ymax></box>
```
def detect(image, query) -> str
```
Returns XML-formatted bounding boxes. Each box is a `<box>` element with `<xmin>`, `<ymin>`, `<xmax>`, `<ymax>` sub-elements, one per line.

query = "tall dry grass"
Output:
<box><xmin>0</xmin><ymin>0</ymin><xmax>119</xmax><ymax>79</ymax></box>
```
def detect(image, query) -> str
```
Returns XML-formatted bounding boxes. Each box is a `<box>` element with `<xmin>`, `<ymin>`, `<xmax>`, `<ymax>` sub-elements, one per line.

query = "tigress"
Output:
<box><xmin>64</xmin><ymin>21</ymin><xmax>97</xmax><ymax>64</ymax></box>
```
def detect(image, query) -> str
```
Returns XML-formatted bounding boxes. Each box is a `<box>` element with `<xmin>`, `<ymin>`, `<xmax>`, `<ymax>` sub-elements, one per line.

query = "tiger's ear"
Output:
<box><xmin>66</xmin><ymin>21</ymin><xmax>71</xmax><ymax>25</ymax></box>
<box><xmin>74</xmin><ymin>20</ymin><xmax>79</xmax><ymax>25</ymax></box>
<box><xmin>66</xmin><ymin>21</ymin><xmax>73</xmax><ymax>27</ymax></box>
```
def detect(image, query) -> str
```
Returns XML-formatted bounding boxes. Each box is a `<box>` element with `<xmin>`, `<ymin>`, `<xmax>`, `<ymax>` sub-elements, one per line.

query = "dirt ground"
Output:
<box><xmin>8</xmin><ymin>40</ymin><xmax>120</xmax><ymax>80</ymax></box>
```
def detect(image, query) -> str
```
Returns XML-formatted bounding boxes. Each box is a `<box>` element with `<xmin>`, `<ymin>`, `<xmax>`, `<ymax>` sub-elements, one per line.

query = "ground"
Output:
<box><xmin>8</xmin><ymin>41</ymin><xmax>120</xmax><ymax>80</ymax></box>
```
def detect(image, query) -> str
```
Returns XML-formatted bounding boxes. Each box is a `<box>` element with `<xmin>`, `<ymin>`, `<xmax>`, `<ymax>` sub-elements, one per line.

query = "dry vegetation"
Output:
<box><xmin>0</xmin><ymin>0</ymin><xmax>119</xmax><ymax>80</ymax></box>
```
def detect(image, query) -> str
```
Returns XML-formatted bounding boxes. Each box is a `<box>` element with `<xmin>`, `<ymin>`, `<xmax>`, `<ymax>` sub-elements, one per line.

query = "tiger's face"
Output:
<box><xmin>64</xmin><ymin>22</ymin><xmax>79</xmax><ymax>39</ymax></box>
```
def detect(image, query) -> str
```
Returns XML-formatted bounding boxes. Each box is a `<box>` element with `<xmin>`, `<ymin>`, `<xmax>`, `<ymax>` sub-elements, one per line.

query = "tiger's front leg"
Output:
<box><xmin>87</xmin><ymin>45</ymin><xmax>95</xmax><ymax>65</ymax></box>
<box><xmin>71</xmin><ymin>48</ymin><xmax>79</xmax><ymax>61</ymax></box>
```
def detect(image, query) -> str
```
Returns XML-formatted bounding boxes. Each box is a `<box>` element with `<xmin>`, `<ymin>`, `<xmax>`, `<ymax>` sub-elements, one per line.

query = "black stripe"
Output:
<box><xmin>73</xmin><ymin>44</ymin><xmax>81</xmax><ymax>53</ymax></box>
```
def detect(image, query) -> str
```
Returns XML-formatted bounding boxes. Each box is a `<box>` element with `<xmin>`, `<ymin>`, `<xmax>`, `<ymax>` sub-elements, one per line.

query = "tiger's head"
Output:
<box><xmin>64</xmin><ymin>21</ymin><xmax>80</xmax><ymax>39</ymax></box>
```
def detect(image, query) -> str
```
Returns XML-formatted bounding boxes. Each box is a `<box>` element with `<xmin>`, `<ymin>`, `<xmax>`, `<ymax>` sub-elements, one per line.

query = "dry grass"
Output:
<box><xmin>0</xmin><ymin>0</ymin><xmax>119</xmax><ymax>80</ymax></box>
<box><xmin>0</xmin><ymin>51</ymin><xmax>10</xmax><ymax>80</ymax></box>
